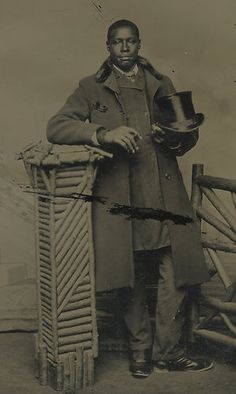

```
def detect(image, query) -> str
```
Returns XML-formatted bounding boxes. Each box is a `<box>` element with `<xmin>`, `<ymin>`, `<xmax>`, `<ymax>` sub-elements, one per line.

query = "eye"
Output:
<box><xmin>128</xmin><ymin>38</ymin><xmax>138</xmax><ymax>44</ymax></box>
<box><xmin>111</xmin><ymin>39</ymin><xmax>121</xmax><ymax>45</ymax></box>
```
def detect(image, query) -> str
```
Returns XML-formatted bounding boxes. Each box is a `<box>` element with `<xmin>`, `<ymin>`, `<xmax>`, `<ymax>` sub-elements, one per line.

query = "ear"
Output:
<box><xmin>138</xmin><ymin>39</ymin><xmax>141</xmax><ymax>50</ymax></box>
<box><xmin>106</xmin><ymin>40</ymin><xmax>110</xmax><ymax>52</ymax></box>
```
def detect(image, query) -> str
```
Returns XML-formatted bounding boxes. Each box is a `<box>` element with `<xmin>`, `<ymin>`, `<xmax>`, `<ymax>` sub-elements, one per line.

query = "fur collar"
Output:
<box><xmin>95</xmin><ymin>56</ymin><xmax>163</xmax><ymax>83</ymax></box>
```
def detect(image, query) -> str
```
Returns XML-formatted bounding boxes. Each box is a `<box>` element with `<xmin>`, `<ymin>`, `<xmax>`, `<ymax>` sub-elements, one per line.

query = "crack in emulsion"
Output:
<box><xmin>35</xmin><ymin>191</ymin><xmax>193</xmax><ymax>225</ymax></box>
<box><xmin>90</xmin><ymin>0</ymin><xmax>103</xmax><ymax>15</ymax></box>
<box><xmin>108</xmin><ymin>202</ymin><xmax>193</xmax><ymax>225</ymax></box>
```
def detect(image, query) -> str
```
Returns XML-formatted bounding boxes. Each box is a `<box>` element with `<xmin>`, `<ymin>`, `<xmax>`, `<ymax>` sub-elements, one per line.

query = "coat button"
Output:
<box><xmin>165</xmin><ymin>172</ymin><xmax>172</xmax><ymax>180</ymax></box>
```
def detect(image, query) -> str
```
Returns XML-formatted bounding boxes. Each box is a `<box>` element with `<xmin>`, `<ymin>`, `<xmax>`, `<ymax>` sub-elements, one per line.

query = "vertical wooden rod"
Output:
<box><xmin>48</xmin><ymin>169</ymin><xmax>59</xmax><ymax>362</ymax></box>
<box><xmin>39</xmin><ymin>343</ymin><xmax>48</xmax><ymax>385</ymax></box>
<box><xmin>189</xmin><ymin>164</ymin><xmax>204</xmax><ymax>343</ymax></box>
<box><xmin>33</xmin><ymin>167</ymin><xmax>44</xmax><ymax>346</ymax></box>
<box><xmin>86</xmin><ymin>161</ymin><xmax>98</xmax><ymax>358</ymax></box>
<box><xmin>191</xmin><ymin>164</ymin><xmax>204</xmax><ymax>210</ymax></box>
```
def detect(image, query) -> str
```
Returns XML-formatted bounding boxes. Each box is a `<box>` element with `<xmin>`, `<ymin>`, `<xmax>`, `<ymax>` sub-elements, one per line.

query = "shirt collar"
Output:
<box><xmin>112</xmin><ymin>64</ymin><xmax>139</xmax><ymax>77</ymax></box>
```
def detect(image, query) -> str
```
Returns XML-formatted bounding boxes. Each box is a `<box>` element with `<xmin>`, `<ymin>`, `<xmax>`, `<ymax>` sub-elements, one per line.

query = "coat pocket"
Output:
<box><xmin>90</xmin><ymin>110</ymin><xmax>123</xmax><ymax>129</ymax></box>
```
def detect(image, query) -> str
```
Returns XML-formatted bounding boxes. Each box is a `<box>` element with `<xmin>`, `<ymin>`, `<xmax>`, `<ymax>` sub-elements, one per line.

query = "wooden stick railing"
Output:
<box><xmin>196</xmin><ymin>175</ymin><xmax>236</xmax><ymax>193</ymax></box>
<box><xmin>191</xmin><ymin>164</ymin><xmax>236</xmax><ymax>349</ymax></box>
<box><xmin>200</xmin><ymin>295</ymin><xmax>236</xmax><ymax>314</ymax></box>
<box><xmin>206</xmin><ymin>249</ymin><xmax>232</xmax><ymax>290</ymax></box>
<box><xmin>196</xmin><ymin>206</ymin><xmax>236</xmax><ymax>243</ymax></box>
<box><xmin>231</xmin><ymin>193</ymin><xmax>236</xmax><ymax>210</ymax></box>
<box><xmin>201</xmin><ymin>186</ymin><xmax>236</xmax><ymax>232</ymax></box>
<box><xmin>219</xmin><ymin>313</ymin><xmax>236</xmax><ymax>336</ymax></box>
<box><xmin>193</xmin><ymin>329</ymin><xmax>236</xmax><ymax>348</ymax></box>
<box><xmin>201</xmin><ymin>236</ymin><xmax>236</xmax><ymax>253</ymax></box>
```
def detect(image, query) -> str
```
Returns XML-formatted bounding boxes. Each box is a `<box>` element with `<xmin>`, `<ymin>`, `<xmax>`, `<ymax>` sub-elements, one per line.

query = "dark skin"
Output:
<box><xmin>98</xmin><ymin>25</ymin><xmax>166</xmax><ymax>153</ymax></box>
<box><xmin>98</xmin><ymin>26</ymin><xmax>142</xmax><ymax>154</ymax></box>
<box><xmin>106</xmin><ymin>26</ymin><xmax>141</xmax><ymax>72</ymax></box>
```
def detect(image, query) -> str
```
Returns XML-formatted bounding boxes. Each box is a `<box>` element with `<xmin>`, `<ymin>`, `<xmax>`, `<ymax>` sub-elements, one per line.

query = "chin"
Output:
<box><xmin>112</xmin><ymin>55</ymin><xmax>137</xmax><ymax>71</ymax></box>
<box><xmin>117</xmin><ymin>61</ymin><xmax>135</xmax><ymax>71</ymax></box>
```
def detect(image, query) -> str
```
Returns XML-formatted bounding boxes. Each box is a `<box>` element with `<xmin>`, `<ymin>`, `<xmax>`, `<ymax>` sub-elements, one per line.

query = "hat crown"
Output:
<box><xmin>154</xmin><ymin>91</ymin><xmax>204</xmax><ymax>132</ymax></box>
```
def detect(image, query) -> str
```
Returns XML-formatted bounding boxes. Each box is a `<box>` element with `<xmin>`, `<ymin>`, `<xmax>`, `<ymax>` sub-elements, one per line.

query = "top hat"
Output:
<box><xmin>153</xmin><ymin>91</ymin><xmax>204</xmax><ymax>133</ymax></box>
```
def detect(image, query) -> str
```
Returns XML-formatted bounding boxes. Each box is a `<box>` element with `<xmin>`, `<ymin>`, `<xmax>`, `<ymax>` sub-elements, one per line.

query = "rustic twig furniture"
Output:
<box><xmin>20</xmin><ymin>142</ymin><xmax>112</xmax><ymax>392</ymax></box>
<box><xmin>20</xmin><ymin>144</ymin><xmax>236</xmax><ymax>393</ymax></box>
<box><xmin>191</xmin><ymin>164</ymin><xmax>236</xmax><ymax>348</ymax></box>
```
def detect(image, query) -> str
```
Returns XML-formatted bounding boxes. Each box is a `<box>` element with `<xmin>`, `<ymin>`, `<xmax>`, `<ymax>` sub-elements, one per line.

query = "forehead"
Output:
<box><xmin>109</xmin><ymin>26</ymin><xmax>139</xmax><ymax>41</ymax></box>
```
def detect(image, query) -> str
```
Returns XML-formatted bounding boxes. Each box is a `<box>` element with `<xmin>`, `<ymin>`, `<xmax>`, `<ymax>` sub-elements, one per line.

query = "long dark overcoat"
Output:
<box><xmin>47</xmin><ymin>62</ymin><xmax>209</xmax><ymax>292</ymax></box>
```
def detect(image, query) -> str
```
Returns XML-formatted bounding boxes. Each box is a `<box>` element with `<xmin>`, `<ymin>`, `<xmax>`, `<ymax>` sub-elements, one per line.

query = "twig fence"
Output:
<box><xmin>191</xmin><ymin>164</ymin><xmax>236</xmax><ymax>348</ymax></box>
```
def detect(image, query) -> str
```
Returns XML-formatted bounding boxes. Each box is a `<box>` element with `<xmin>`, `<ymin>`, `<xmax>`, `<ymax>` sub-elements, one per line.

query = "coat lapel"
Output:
<box><xmin>103</xmin><ymin>71</ymin><xmax>129</xmax><ymax>119</ymax></box>
<box><xmin>103</xmin><ymin>72</ymin><xmax>120</xmax><ymax>94</ymax></box>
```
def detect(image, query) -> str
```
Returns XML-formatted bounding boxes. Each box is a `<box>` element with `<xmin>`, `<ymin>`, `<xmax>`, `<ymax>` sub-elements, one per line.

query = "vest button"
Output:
<box><xmin>165</xmin><ymin>173</ymin><xmax>172</xmax><ymax>180</ymax></box>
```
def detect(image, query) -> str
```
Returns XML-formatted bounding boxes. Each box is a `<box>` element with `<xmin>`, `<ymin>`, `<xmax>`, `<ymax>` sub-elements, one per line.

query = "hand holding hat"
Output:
<box><xmin>153</xmin><ymin>91</ymin><xmax>204</xmax><ymax>133</ymax></box>
<box><xmin>152</xmin><ymin>91</ymin><xmax>204</xmax><ymax>152</ymax></box>
<box><xmin>151</xmin><ymin>123</ymin><xmax>182</xmax><ymax>149</ymax></box>
<box><xmin>151</xmin><ymin>123</ymin><xmax>166</xmax><ymax>143</ymax></box>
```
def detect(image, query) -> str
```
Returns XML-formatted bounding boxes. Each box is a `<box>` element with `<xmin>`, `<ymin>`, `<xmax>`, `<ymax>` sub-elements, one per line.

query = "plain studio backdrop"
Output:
<box><xmin>0</xmin><ymin>0</ymin><xmax>235</xmax><ymax>327</ymax></box>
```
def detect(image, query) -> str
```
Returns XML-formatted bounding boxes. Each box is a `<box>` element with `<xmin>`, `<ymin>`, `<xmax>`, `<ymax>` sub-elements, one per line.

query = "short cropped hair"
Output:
<box><xmin>107</xmin><ymin>19</ymin><xmax>140</xmax><ymax>42</ymax></box>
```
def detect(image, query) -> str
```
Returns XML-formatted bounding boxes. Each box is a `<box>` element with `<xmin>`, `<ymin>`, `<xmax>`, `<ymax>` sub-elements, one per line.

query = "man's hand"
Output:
<box><xmin>97</xmin><ymin>126</ymin><xmax>142</xmax><ymax>154</ymax></box>
<box><xmin>151</xmin><ymin>123</ymin><xmax>167</xmax><ymax>144</ymax></box>
<box><xmin>152</xmin><ymin>123</ymin><xmax>181</xmax><ymax>149</ymax></box>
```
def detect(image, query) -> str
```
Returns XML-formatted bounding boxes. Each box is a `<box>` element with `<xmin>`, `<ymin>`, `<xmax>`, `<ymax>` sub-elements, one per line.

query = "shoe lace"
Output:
<box><xmin>177</xmin><ymin>356</ymin><xmax>197</xmax><ymax>367</ymax></box>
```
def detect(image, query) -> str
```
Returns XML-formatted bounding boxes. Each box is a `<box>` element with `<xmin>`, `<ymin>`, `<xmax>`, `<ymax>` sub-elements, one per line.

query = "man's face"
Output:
<box><xmin>107</xmin><ymin>26</ymin><xmax>141</xmax><ymax>71</ymax></box>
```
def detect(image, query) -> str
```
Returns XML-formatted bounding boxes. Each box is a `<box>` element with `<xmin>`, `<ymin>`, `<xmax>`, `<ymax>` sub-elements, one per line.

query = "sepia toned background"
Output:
<box><xmin>0</xmin><ymin>0</ymin><xmax>235</xmax><ymax>328</ymax></box>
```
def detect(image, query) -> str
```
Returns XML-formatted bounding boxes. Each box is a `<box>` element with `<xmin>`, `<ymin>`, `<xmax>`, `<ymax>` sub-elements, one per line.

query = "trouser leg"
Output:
<box><xmin>120</xmin><ymin>255</ymin><xmax>152</xmax><ymax>351</ymax></box>
<box><xmin>152</xmin><ymin>247</ymin><xmax>188</xmax><ymax>361</ymax></box>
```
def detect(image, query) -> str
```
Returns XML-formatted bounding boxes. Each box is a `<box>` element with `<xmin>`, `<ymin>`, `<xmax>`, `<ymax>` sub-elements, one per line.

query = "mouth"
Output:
<box><xmin>119</xmin><ymin>56</ymin><xmax>133</xmax><ymax>61</ymax></box>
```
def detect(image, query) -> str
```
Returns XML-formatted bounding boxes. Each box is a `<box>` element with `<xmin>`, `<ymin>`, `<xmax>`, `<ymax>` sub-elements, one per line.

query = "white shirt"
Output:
<box><xmin>112</xmin><ymin>64</ymin><xmax>139</xmax><ymax>79</ymax></box>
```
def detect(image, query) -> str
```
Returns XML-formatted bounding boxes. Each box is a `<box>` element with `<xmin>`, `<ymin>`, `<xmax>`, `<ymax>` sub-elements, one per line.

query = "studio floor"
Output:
<box><xmin>0</xmin><ymin>332</ymin><xmax>235</xmax><ymax>394</ymax></box>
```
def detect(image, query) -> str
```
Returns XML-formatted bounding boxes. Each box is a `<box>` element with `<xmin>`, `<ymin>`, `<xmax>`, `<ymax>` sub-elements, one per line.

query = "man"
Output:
<box><xmin>47</xmin><ymin>19</ymin><xmax>212</xmax><ymax>377</ymax></box>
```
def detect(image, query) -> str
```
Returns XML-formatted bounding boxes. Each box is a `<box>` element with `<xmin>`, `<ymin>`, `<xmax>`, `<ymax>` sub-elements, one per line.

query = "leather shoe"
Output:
<box><xmin>129</xmin><ymin>350</ymin><xmax>153</xmax><ymax>378</ymax></box>
<box><xmin>154</xmin><ymin>355</ymin><xmax>213</xmax><ymax>372</ymax></box>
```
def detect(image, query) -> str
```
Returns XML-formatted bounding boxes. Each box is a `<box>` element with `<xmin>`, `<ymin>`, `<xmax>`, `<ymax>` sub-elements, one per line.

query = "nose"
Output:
<box><xmin>121</xmin><ymin>40</ymin><xmax>129</xmax><ymax>52</ymax></box>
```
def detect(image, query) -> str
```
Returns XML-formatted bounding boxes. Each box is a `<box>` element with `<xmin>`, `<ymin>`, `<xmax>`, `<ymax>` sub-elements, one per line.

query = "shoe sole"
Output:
<box><xmin>131</xmin><ymin>372</ymin><xmax>152</xmax><ymax>378</ymax></box>
<box><xmin>131</xmin><ymin>368</ymin><xmax>153</xmax><ymax>378</ymax></box>
<box><xmin>154</xmin><ymin>361</ymin><xmax>214</xmax><ymax>373</ymax></box>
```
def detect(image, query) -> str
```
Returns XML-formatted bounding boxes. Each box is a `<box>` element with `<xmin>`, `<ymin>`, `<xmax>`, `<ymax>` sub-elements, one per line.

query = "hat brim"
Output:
<box><xmin>157</xmin><ymin>113</ymin><xmax>204</xmax><ymax>133</ymax></box>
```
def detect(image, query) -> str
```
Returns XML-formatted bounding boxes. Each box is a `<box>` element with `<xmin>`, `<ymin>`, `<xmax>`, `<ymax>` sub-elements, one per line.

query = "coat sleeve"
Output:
<box><xmin>157</xmin><ymin>75</ymin><xmax>199</xmax><ymax>156</ymax></box>
<box><xmin>157</xmin><ymin>75</ymin><xmax>176</xmax><ymax>97</ymax></box>
<box><xmin>47</xmin><ymin>80</ymin><xmax>105</xmax><ymax>145</ymax></box>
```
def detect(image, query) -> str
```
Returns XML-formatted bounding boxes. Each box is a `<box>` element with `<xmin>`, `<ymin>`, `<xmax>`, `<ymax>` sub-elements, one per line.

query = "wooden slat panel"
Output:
<box><xmin>58</xmin><ymin>341</ymin><xmax>92</xmax><ymax>355</ymax></box>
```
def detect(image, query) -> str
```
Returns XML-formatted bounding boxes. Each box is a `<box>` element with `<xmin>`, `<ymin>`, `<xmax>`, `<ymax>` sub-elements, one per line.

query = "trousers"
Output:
<box><xmin>120</xmin><ymin>247</ymin><xmax>188</xmax><ymax>361</ymax></box>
